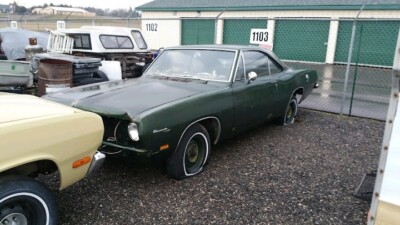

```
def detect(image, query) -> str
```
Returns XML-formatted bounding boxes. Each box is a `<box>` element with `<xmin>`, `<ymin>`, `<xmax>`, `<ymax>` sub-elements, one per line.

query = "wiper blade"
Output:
<box><xmin>178</xmin><ymin>75</ymin><xmax>208</xmax><ymax>82</ymax></box>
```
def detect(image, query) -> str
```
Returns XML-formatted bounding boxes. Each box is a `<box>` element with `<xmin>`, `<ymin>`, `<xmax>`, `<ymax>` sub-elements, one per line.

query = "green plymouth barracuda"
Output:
<box><xmin>44</xmin><ymin>45</ymin><xmax>318</xmax><ymax>180</ymax></box>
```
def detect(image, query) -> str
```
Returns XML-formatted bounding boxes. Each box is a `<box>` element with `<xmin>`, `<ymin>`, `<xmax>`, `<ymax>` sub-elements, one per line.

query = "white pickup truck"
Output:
<box><xmin>42</xmin><ymin>26</ymin><xmax>152</xmax><ymax>80</ymax></box>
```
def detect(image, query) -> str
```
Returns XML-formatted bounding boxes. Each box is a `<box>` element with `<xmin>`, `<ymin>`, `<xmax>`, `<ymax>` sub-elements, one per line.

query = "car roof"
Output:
<box><xmin>162</xmin><ymin>44</ymin><xmax>288</xmax><ymax>70</ymax></box>
<box><xmin>165</xmin><ymin>44</ymin><xmax>265</xmax><ymax>51</ymax></box>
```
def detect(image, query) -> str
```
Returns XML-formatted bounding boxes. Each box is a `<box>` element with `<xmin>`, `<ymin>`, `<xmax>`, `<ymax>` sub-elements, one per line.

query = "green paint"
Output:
<box><xmin>335</xmin><ymin>21</ymin><xmax>400</xmax><ymax>66</ymax></box>
<box><xmin>11</xmin><ymin>65</ymin><xmax>15</xmax><ymax>70</ymax></box>
<box><xmin>43</xmin><ymin>46</ymin><xmax>318</xmax><ymax>158</ymax></box>
<box><xmin>181</xmin><ymin>20</ymin><xmax>215</xmax><ymax>45</ymax></box>
<box><xmin>273</xmin><ymin>20</ymin><xmax>330</xmax><ymax>62</ymax></box>
<box><xmin>223</xmin><ymin>19</ymin><xmax>267</xmax><ymax>45</ymax></box>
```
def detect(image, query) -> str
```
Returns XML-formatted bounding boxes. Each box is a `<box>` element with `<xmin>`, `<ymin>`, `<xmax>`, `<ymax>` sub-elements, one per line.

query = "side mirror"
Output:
<box><xmin>247</xmin><ymin>71</ymin><xmax>257</xmax><ymax>83</ymax></box>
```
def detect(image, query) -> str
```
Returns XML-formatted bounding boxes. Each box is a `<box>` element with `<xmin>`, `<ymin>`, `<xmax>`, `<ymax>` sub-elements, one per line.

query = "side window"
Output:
<box><xmin>268</xmin><ymin>57</ymin><xmax>283</xmax><ymax>74</ymax></box>
<box><xmin>99</xmin><ymin>35</ymin><xmax>134</xmax><ymax>49</ymax></box>
<box><xmin>235</xmin><ymin>55</ymin><xmax>245</xmax><ymax>81</ymax></box>
<box><xmin>73</xmin><ymin>34</ymin><xmax>91</xmax><ymax>49</ymax></box>
<box><xmin>131</xmin><ymin>30</ymin><xmax>148</xmax><ymax>49</ymax></box>
<box><xmin>243</xmin><ymin>51</ymin><xmax>283</xmax><ymax>77</ymax></box>
<box><xmin>243</xmin><ymin>51</ymin><xmax>269</xmax><ymax>77</ymax></box>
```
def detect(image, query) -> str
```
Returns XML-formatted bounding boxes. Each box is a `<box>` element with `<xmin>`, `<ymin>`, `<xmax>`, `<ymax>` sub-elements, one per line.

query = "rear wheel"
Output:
<box><xmin>280</xmin><ymin>96</ymin><xmax>298</xmax><ymax>125</ymax></box>
<box><xmin>0</xmin><ymin>176</ymin><xmax>57</xmax><ymax>225</ymax></box>
<box><xmin>167</xmin><ymin>124</ymin><xmax>210</xmax><ymax>180</ymax></box>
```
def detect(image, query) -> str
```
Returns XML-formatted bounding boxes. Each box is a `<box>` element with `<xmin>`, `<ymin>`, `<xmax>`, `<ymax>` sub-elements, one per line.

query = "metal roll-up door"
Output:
<box><xmin>273</xmin><ymin>20</ymin><xmax>330</xmax><ymax>62</ymax></box>
<box><xmin>223</xmin><ymin>19</ymin><xmax>267</xmax><ymax>45</ymax></box>
<box><xmin>335</xmin><ymin>21</ymin><xmax>400</xmax><ymax>67</ymax></box>
<box><xmin>181</xmin><ymin>19</ymin><xmax>215</xmax><ymax>45</ymax></box>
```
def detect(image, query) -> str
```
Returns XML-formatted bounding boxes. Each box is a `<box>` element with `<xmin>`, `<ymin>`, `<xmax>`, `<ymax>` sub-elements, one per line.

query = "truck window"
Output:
<box><xmin>99</xmin><ymin>35</ymin><xmax>134</xmax><ymax>49</ymax></box>
<box><xmin>73</xmin><ymin>34</ymin><xmax>91</xmax><ymax>50</ymax></box>
<box><xmin>131</xmin><ymin>31</ymin><xmax>147</xmax><ymax>50</ymax></box>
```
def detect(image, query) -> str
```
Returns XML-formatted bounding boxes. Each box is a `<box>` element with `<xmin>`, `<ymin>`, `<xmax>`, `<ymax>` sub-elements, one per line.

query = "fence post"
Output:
<box><xmin>349</xmin><ymin>25</ymin><xmax>364</xmax><ymax>116</ymax></box>
<box><xmin>325</xmin><ymin>18</ymin><xmax>339</xmax><ymax>64</ymax></box>
<box><xmin>340</xmin><ymin>5</ymin><xmax>365</xmax><ymax>115</ymax></box>
<box><xmin>214</xmin><ymin>10</ymin><xmax>225</xmax><ymax>44</ymax></box>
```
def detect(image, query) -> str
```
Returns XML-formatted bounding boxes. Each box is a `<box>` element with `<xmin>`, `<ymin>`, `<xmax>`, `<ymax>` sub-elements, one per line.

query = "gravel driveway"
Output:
<box><xmin>47</xmin><ymin>109</ymin><xmax>384</xmax><ymax>224</ymax></box>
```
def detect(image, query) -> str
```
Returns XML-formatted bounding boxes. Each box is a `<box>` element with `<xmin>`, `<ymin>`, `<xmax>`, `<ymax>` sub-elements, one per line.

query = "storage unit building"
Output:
<box><xmin>137</xmin><ymin>0</ymin><xmax>400</xmax><ymax>67</ymax></box>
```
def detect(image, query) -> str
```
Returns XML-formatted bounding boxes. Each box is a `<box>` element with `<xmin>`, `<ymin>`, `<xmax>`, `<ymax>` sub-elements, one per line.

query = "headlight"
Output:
<box><xmin>127</xmin><ymin>123</ymin><xmax>139</xmax><ymax>141</ymax></box>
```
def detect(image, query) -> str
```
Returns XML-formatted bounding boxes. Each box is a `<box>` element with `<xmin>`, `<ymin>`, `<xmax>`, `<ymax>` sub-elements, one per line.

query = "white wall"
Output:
<box><xmin>141</xmin><ymin>19</ymin><xmax>181</xmax><ymax>50</ymax></box>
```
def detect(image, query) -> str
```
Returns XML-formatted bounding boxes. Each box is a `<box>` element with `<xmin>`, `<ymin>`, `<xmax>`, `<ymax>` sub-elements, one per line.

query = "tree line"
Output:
<box><xmin>9</xmin><ymin>2</ymin><xmax>140</xmax><ymax>17</ymax></box>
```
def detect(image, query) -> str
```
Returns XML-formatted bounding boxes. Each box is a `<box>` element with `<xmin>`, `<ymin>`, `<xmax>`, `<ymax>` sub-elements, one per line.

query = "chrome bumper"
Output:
<box><xmin>86</xmin><ymin>151</ymin><xmax>106</xmax><ymax>177</ymax></box>
<box><xmin>101</xmin><ymin>141</ymin><xmax>147</xmax><ymax>153</ymax></box>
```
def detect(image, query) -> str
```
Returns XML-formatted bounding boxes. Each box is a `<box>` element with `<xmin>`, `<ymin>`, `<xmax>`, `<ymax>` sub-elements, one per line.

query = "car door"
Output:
<box><xmin>266</xmin><ymin>53</ymin><xmax>288</xmax><ymax>115</ymax></box>
<box><xmin>231</xmin><ymin>50</ymin><xmax>278</xmax><ymax>132</ymax></box>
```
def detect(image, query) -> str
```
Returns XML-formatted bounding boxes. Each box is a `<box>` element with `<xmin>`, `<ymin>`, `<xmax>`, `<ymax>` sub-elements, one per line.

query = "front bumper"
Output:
<box><xmin>101</xmin><ymin>141</ymin><xmax>147</xmax><ymax>153</ymax></box>
<box><xmin>86</xmin><ymin>151</ymin><xmax>106</xmax><ymax>177</ymax></box>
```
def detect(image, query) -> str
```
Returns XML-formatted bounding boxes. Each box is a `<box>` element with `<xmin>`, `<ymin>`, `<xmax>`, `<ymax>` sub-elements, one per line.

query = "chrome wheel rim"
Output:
<box><xmin>1</xmin><ymin>208</ymin><xmax>28</xmax><ymax>225</ymax></box>
<box><xmin>184</xmin><ymin>133</ymin><xmax>207</xmax><ymax>175</ymax></box>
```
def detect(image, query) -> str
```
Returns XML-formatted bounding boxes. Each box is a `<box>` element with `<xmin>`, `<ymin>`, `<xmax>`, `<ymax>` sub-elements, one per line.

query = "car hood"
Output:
<box><xmin>44</xmin><ymin>77</ymin><xmax>227</xmax><ymax>120</ymax></box>
<box><xmin>0</xmin><ymin>93</ymin><xmax>78</xmax><ymax>123</ymax></box>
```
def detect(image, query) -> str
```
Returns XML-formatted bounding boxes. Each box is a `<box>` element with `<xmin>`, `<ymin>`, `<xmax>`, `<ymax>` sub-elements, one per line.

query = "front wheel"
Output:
<box><xmin>167</xmin><ymin>124</ymin><xmax>211</xmax><ymax>180</ymax></box>
<box><xmin>0</xmin><ymin>176</ymin><xmax>57</xmax><ymax>225</ymax></box>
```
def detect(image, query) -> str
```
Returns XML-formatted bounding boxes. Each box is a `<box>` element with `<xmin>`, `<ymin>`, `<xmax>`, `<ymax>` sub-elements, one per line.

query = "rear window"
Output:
<box><xmin>99</xmin><ymin>35</ymin><xmax>134</xmax><ymax>49</ymax></box>
<box><xmin>131</xmin><ymin>30</ymin><xmax>147</xmax><ymax>49</ymax></box>
<box><xmin>72</xmin><ymin>34</ymin><xmax>91</xmax><ymax>49</ymax></box>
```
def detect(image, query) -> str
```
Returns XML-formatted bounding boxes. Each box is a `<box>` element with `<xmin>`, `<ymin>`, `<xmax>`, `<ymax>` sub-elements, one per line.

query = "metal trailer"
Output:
<box><xmin>368</xmin><ymin>29</ymin><xmax>400</xmax><ymax>224</ymax></box>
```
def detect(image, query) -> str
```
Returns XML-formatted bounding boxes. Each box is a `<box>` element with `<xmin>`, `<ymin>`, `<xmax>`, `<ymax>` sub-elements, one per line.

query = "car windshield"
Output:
<box><xmin>145</xmin><ymin>49</ymin><xmax>236</xmax><ymax>82</ymax></box>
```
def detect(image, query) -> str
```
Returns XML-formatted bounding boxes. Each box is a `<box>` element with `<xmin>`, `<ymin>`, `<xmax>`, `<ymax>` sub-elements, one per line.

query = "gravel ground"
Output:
<box><xmin>44</xmin><ymin>109</ymin><xmax>384</xmax><ymax>224</ymax></box>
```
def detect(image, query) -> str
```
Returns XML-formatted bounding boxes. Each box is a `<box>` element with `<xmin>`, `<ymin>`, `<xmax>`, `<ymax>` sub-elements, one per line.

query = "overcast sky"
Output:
<box><xmin>2</xmin><ymin>0</ymin><xmax>154</xmax><ymax>10</ymax></box>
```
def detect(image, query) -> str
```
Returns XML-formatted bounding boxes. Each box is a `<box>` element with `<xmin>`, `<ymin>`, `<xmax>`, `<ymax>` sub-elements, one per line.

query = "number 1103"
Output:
<box><xmin>252</xmin><ymin>32</ymin><xmax>269</xmax><ymax>42</ymax></box>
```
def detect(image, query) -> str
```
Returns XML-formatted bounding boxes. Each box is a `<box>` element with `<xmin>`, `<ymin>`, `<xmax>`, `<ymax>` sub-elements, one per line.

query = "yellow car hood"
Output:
<box><xmin>0</xmin><ymin>93</ymin><xmax>79</xmax><ymax>123</ymax></box>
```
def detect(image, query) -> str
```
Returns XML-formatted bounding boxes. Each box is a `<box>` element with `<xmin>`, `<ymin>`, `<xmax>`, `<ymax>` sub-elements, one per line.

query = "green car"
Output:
<box><xmin>44</xmin><ymin>45</ymin><xmax>318</xmax><ymax>180</ymax></box>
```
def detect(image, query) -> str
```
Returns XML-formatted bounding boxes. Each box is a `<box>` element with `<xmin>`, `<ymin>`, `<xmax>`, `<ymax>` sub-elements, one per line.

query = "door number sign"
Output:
<box><xmin>250</xmin><ymin>29</ymin><xmax>273</xmax><ymax>50</ymax></box>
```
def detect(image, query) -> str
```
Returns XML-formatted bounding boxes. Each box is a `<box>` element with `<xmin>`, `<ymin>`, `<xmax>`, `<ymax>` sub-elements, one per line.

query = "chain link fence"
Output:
<box><xmin>272</xmin><ymin>18</ymin><xmax>396</xmax><ymax>121</ymax></box>
<box><xmin>0</xmin><ymin>16</ymin><xmax>398</xmax><ymax>120</ymax></box>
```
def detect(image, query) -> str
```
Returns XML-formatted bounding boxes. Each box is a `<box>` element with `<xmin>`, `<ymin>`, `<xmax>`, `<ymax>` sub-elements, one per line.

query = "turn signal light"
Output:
<box><xmin>72</xmin><ymin>156</ymin><xmax>92</xmax><ymax>168</ymax></box>
<box><xmin>160</xmin><ymin>144</ymin><xmax>169</xmax><ymax>151</ymax></box>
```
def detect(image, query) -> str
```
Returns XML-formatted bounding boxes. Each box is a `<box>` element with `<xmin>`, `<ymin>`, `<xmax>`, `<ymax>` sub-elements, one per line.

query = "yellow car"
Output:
<box><xmin>0</xmin><ymin>93</ymin><xmax>104</xmax><ymax>225</ymax></box>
